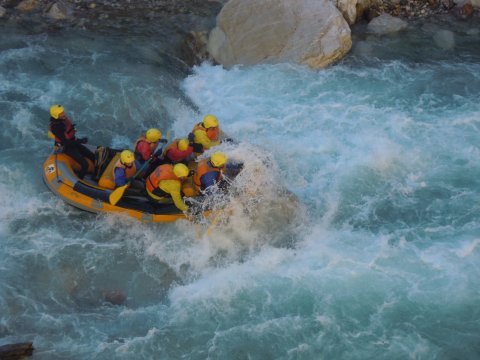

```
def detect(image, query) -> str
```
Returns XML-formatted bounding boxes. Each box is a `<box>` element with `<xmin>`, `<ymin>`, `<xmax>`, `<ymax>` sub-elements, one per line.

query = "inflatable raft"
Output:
<box><xmin>42</xmin><ymin>148</ymin><xmax>206</xmax><ymax>223</ymax></box>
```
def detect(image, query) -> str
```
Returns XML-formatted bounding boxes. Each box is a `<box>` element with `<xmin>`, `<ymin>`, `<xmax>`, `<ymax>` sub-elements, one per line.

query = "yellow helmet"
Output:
<box><xmin>50</xmin><ymin>104</ymin><xmax>64</xmax><ymax>119</ymax></box>
<box><xmin>210</xmin><ymin>152</ymin><xmax>227</xmax><ymax>168</ymax></box>
<box><xmin>120</xmin><ymin>150</ymin><xmax>135</xmax><ymax>165</ymax></box>
<box><xmin>203</xmin><ymin>114</ymin><xmax>218</xmax><ymax>129</ymax></box>
<box><xmin>146</xmin><ymin>128</ymin><xmax>162</xmax><ymax>143</ymax></box>
<box><xmin>173</xmin><ymin>163</ymin><xmax>189</xmax><ymax>178</ymax></box>
<box><xmin>177</xmin><ymin>138</ymin><xmax>189</xmax><ymax>151</ymax></box>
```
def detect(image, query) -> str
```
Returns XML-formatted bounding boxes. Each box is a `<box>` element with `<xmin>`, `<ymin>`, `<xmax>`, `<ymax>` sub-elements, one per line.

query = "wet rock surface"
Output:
<box><xmin>0</xmin><ymin>0</ymin><xmax>223</xmax><ymax>65</ymax></box>
<box><xmin>207</xmin><ymin>0</ymin><xmax>352</xmax><ymax>69</ymax></box>
<box><xmin>0</xmin><ymin>0</ymin><xmax>477</xmax><ymax>66</ymax></box>
<box><xmin>1</xmin><ymin>0</ymin><xmax>475</xmax><ymax>36</ymax></box>
<box><xmin>367</xmin><ymin>12</ymin><xmax>409</xmax><ymax>34</ymax></box>
<box><xmin>0</xmin><ymin>0</ymin><xmax>223</xmax><ymax>34</ymax></box>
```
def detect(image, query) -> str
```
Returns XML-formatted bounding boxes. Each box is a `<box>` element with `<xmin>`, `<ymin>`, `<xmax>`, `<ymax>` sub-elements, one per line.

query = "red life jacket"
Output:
<box><xmin>193</xmin><ymin>159</ymin><xmax>221</xmax><ymax>190</ymax></box>
<box><xmin>49</xmin><ymin>118</ymin><xmax>76</xmax><ymax>144</ymax></box>
<box><xmin>146</xmin><ymin>164</ymin><xmax>180</xmax><ymax>194</ymax></box>
<box><xmin>192</xmin><ymin>122</ymin><xmax>220</xmax><ymax>141</ymax></box>
<box><xmin>164</xmin><ymin>140</ymin><xmax>193</xmax><ymax>162</ymax></box>
<box><xmin>134</xmin><ymin>135</ymin><xmax>157</xmax><ymax>161</ymax></box>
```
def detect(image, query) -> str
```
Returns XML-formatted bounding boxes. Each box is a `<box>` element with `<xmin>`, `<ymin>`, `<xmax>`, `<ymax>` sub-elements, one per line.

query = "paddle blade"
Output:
<box><xmin>206</xmin><ymin>211</ymin><xmax>222</xmax><ymax>236</ymax></box>
<box><xmin>109</xmin><ymin>184</ymin><xmax>128</xmax><ymax>206</ymax></box>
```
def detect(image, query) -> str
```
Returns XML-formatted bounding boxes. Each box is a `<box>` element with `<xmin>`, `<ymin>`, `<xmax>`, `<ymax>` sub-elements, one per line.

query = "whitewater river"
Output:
<box><xmin>1</xmin><ymin>15</ymin><xmax>480</xmax><ymax>359</ymax></box>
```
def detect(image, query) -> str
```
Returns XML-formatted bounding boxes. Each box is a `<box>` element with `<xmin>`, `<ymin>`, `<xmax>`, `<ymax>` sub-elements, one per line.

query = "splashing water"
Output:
<box><xmin>1</xmin><ymin>16</ymin><xmax>480</xmax><ymax>359</ymax></box>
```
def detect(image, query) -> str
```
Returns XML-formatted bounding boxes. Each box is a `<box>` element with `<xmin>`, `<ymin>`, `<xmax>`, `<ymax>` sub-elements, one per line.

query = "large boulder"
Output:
<box><xmin>333</xmin><ymin>0</ymin><xmax>378</xmax><ymax>24</ymax></box>
<box><xmin>333</xmin><ymin>0</ymin><xmax>357</xmax><ymax>24</ymax></box>
<box><xmin>207</xmin><ymin>0</ymin><xmax>352</xmax><ymax>69</ymax></box>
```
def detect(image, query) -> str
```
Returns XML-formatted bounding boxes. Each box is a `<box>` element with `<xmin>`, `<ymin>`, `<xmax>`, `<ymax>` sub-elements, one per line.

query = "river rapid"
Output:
<box><xmin>1</xmin><ymin>15</ymin><xmax>480</xmax><ymax>359</ymax></box>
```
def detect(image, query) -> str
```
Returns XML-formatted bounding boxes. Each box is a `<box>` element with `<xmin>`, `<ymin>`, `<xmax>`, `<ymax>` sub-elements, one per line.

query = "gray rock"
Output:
<box><xmin>180</xmin><ymin>31</ymin><xmax>210</xmax><ymax>67</ymax></box>
<box><xmin>207</xmin><ymin>0</ymin><xmax>352</xmax><ymax>69</ymax></box>
<box><xmin>334</xmin><ymin>0</ymin><xmax>358</xmax><ymax>24</ymax></box>
<box><xmin>46</xmin><ymin>2</ymin><xmax>71</xmax><ymax>20</ymax></box>
<box><xmin>0</xmin><ymin>6</ymin><xmax>6</xmax><ymax>18</ymax></box>
<box><xmin>334</xmin><ymin>0</ymin><xmax>377</xmax><ymax>25</ymax></box>
<box><xmin>469</xmin><ymin>0</ymin><xmax>480</xmax><ymax>7</ymax></box>
<box><xmin>368</xmin><ymin>13</ymin><xmax>408</xmax><ymax>35</ymax></box>
<box><xmin>16</xmin><ymin>0</ymin><xmax>37</xmax><ymax>12</ymax></box>
<box><xmin>102</xmin><ymin>290</ymin><xmax>126</xmax><ymax>305</ymax></box>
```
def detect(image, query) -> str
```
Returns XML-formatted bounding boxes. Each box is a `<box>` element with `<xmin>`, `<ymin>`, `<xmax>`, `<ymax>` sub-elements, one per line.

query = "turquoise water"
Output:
<box><xmin>1</xmin><ymin>16</ymin><xmax>480</xmax><ymax>359</ymax></box>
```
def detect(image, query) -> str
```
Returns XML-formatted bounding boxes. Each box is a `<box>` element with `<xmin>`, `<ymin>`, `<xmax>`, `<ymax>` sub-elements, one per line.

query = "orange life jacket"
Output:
<box><xmin>192</xmin><ymin>122</ymin><xmax>220</xmax><ymax>141</ymax></box>
<box><xmin>48</xmin><ymin>118</ymin><xmax>76</xmax><ymax>145</ymax></box>
<box><xmin>146</xmin><ymin>164</ymin><xmax>180</xmax><ymax>195</ymax></box>
<box><xmin>193</xmin><ymin>159</ymin><xmax>221</xmax><ymax>190</ymax></box>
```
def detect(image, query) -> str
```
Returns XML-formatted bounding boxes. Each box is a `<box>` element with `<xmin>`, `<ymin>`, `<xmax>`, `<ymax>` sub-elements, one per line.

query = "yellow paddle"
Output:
<box><xmin>108</xmin><ymin>174</ymin><xmax>142</xmax><ymax>206</ymax></box>
<box><xmin>109</xmin><ymin>131</ymin><xmax>170</xmax><ymax>206</ymax></box>
<box><xmin>206</xmin><ymin>210</ymin><xmax>222</xmax><ymax>236</ymax></box>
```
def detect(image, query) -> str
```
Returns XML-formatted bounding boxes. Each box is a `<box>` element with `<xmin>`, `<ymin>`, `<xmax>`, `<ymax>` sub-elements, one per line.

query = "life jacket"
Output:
<box><xmin>164</xmin><ymin>140</ymin><xmax>193</xmax><ymax>162</ymax></box>
<box><xmin>115</xmin><ymin>159</ymin><xmax>136</xmax><ymax>177</ymax></box>
<box><xmin>98</xmin><ymin>153</ymin><xmax>121</xmax><ymax>189</ymax></box>
<box><xmin>134</xmin><ymin>135</ymin><xmax>156</xmax><ymax>161</ymax></box>
<box><xmin>192</xmin><ymin>122</ymin><xmax>220</xmax><ymax>142</ymax></box>
<box><xmin>99</xmin><ymin>159</ymin><xmax>137</xmax><ymax>189</ymax></box>
<box><xmin>48</xmin><ymin>117</ymin><xmax>76</xmax><ymax>145</ymax></box>
<box><xmin>146</xmin><ymin>164</ymin><xmax>180</xmax><ymax>198</ymax></box>
<box><xmin>193</xmin><ymin>159</ymin><xmax>222</xmax><ymax>191</ymax></box>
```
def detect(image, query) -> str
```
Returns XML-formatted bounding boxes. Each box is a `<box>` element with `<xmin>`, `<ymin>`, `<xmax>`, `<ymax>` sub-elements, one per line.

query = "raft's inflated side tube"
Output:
<box><xmin>42</xmin><ymin>152</ymin><xmax>191</xmax><ymax>222</ymax></box>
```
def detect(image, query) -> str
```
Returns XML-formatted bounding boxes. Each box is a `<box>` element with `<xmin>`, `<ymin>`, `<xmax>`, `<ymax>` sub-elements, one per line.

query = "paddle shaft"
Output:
<box><xmin>130</xmin><ymin>130</ymin><xmax>171</xmax><ymax>179</ymax></box>
<box><xmin>109</xmin><ymin>131</ymin><xmax>170</xmax><ymax>205</ymax></box>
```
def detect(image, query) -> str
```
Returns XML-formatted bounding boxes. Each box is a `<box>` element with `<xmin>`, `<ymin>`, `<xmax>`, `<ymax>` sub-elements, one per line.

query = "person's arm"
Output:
<box><xmin>114</xmin><ymin>167</ymin><xmax>128</xmax><ymax>187</ymax></box>
<box><xmin>159</xmin><ymin>180</ymin><xmax>188</xmax><ymax>211</ymax></box>
<box><xmin>194</xmin><ymin>130</ymin><xmax>220</xmax><ymax>150</ymax></box>
<box><xmin>200</xmin><ymin>171</ymin><xmax>220</xmax><ymax>192</ymax></box>
<box><xmin>50</xmin><ymin>122</ymin><xmax>68</xmax><ymax>145</ymax></box>
<box><xmin>226</xmin><ymin>161</ymin><xmax>243</xmax><ymax>170</ymax></box>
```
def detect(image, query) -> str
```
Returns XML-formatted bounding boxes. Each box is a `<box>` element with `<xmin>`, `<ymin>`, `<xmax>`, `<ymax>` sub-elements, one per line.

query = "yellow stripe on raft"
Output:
<box><xmin>42</xmin><ymin>152</ymin><xmax>191</xmax><ymax>223</ymax></box>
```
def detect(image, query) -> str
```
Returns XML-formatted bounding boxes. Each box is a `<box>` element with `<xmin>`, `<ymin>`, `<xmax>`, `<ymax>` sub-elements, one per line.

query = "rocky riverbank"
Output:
<box><xmin>0</xmin><ymin>0</ymin><xmax>222</xmax><ymax>33</ymax></box>
<box><xmin>367</xmin><ymin>0</ymin><xmax>476</xmax><ymax>20</ymax></box>
<box><xmin>0</xmin><ymin>0</ymin><xmax>224</xmax><ymax>65</ymax></box>
<box><xmin>1</xmin><ymin>0</ymin><xmax>474</xmax><ymax>30</ymax></box>
<box><xmin>0</xmin><ymin>0</ymin><xmax>477</xmax><ymax>67</ymax></box>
